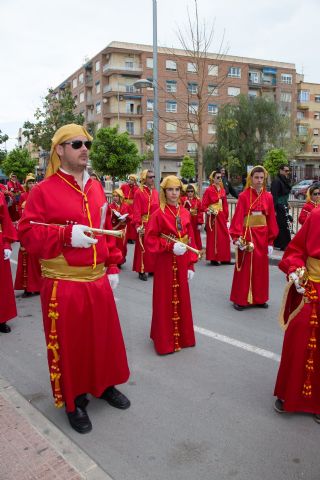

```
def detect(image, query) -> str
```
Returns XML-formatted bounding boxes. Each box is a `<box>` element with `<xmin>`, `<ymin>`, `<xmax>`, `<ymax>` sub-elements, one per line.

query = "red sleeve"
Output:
<box><xmin>222</xmin><ymin>194</ymin><xmax>229</xmax><ymax>221</ymax></box>
<box><xmin>144</xmin><ymin>211</ymin><xmax>174</xmax><ymax>254</ymax></box>
<box><xmin>298</xmin><ymin>202</ymin><xmax>313</xmax><ymax>225</ymax></box>
<box><xmin>201</xmin><ymin>188</ymin><xmax>210</xmax><ymax>211</ymax></box>
<box><xmin>196</xmin><ymin>199</ymin><xmax>204</xmax><ymax>224</ymax></box>
<box><xmin>229</xmin><ymin>193</ymin><xmax>246</xmax><ymax>241</ymax></box>
<box><xmin>132</xmin><ymin>190</ymin><xmax>142</xmax><ymax>228</ymax></box>
<box><xmin>103</xmin><ymin>205</ymin><xmax>121</xmax><ymax>272</ymax></box>
<box><xmin>0</xmin><ymin>193</ymin><xmax>18</xmax><ymax>248</ymax></box>
<box><xmin>279</xmin><ymin>218</ymin><xmax>309</xmax><ymax>275</ymax></box>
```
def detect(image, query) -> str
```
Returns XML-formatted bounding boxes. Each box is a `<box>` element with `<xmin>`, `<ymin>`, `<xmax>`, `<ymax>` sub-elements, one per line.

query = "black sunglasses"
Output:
<box><xmin>312</xmin><ymin>192</ymin><xmax>320</xmax><ymax>196</ymax></box>
<box><xmin>61</xmin><ymin>140</ymin><xmax>92</xmax><ymax>150</ymax></box>
<box><xmin>147</xmin><ymin>175</ymin><xmax>155</xmax><ymax>179</ymax></box>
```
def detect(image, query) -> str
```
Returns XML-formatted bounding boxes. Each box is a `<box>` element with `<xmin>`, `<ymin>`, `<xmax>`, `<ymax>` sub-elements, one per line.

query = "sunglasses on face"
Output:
<box><xmin>312</xmin><ymin>192</ymin><xmax>320</xmax><ymax>196</ymax></box>
<box><xmin>147</xmin><ymin>175</ymin><xmax>155</xmax><ymax>179</ymax></box>
<box><xmin>215</xmin><ymin>176</ymin><xmax>222</xmax><ymax>180</ymax></box>
<box><xmin>61</xmin><ymin>140</ymin><xmax>92</xmax><ymax>150</ymax></box>
<box><xmin>283</xmin><ymin>170</ymin><xmax>290</xmax><ymax>173</ymax></box>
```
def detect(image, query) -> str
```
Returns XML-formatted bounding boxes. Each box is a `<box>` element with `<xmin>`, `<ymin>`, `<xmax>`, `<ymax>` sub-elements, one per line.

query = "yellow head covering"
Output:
<box><xmin>9</xmin><ymin>172</ymin><xmax>18</xmax><ymax>180</ymax></box>
<box><xmin>306</xmin><ymin>183</ymin><xmax>320</xmax><ymax>202</ymax></box>
<box><xmin>209</xmin><ymin>170</ymin><xmax>223</xmax><ymax>188</ymax></box>
<box><xmin>46</xmin><ymin>124</ymin><xmax>93</xmax><ymax>178</ymax></box>
<box><xmin>128</xmin><ymin>174</ymin><xmax>138</xmax><ymax>183</ymax></box>
<box><xmin>245</xmin><ymin>165</ymin><xmax>268</xmax><ymax>190</ymax></box>
<box><xmin>160</xmin><ymin>175</ymin><xmax>183</xmax><ymax>211</ymax></box>
<box><xmin>25</xmin><ymin>173</ymin><xmax>35</xmax><ymax>183</ymax></box>
<box><xmin>185</xmin><ymin>183</ymin><xmax>199</xmax><ymax>199</ymax></box>
<box><xmin>112</xmin><ymin>188</ymin><xmax>124</xmax><ymax>202</ymax></box>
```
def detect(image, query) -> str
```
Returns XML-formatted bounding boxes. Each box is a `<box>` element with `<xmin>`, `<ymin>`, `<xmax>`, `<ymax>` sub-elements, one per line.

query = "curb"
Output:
<box><xmin>0</xmin><ymin>375</ymin><xmax>113</xmax><ymax>480</ymax></box>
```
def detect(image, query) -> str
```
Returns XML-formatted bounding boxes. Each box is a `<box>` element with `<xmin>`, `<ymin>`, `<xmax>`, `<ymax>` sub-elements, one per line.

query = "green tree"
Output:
<box><xmin>1</xmin><ymin>148</ymin><xmax>37</xmax><ymax>181</ymax></box>
<box><xmin>203</xmin><ymin>144</ymin><xmax>220</xmax><ymax>177</ymax></box>
<box><xmin>90</xmin><ymin>127</ymin><xmax>143</xmax><ymax>185</ymax></box>
<box><xmin>23</xmin><ymin>87</ymin><xmax>84</xmax><ymax>152</ymax></box>
<box><xmin>180</xmin><ymin>155</ymin><xmax>196</xmax><ymax>180</ymax></box>
<box><xmin>263</xmin><ymin>148</ymin><xmax>288</xmax><ymax>178</ymax></box>
<box><xmin>0</xmin><ymin>129</ymin><xmax>9</xmax><ymax>166</ymax></box>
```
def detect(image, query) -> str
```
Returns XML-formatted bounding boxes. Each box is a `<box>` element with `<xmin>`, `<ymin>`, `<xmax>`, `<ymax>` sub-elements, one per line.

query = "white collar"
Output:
<box><xmin>59</xmin><ymin>168</ymin><xmax>90</xmax><ymax>191</ymax></box>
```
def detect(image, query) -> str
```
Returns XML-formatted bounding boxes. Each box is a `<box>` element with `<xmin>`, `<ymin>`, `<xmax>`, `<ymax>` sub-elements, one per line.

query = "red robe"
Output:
<box><xmin>229</xmin><ymin>188</ymin><xmax>278</xmax><ymax>306</ymax></box>
<box><xmin>0</xmin><ymin>192</ymin><xmax>18</xmax><ymax>323</ymax></box>
<box><xmin>202</xmin><ymin>185</ymin><xmax>230</xmax><ymax>262</ymax></box>
<box><xmin>18</xmin><ymin>170</ymin><xmax>129</xmax><ymax>411</ymax></box>
<box><xmin>120</xmin><ymin>182</ymin><xmax>139</xmax><ymax>241</ymax></box>
<box><xmin>14</xmin><ymin>191</ymin><xmax>42</xmax><ymax>293</ymax></box>
<box><xmin>275</xmin><ymin>208</ymin><xmax>320</xmax><ymax>414</ymax></box>
<box><xmin>132</xmin><ymin>186</ymin><xmax>159</xmax><ymax>273</ymax></box>
<box><xmin>145</xmin><ymin>205</ymin><xmax>198</xmax><ymax>354</ymax></box>
<box><xmin>182</xmin><ymin>197</ymin><xmax>203</xmax><ymax>250</ymax></box>
<box><xmin>298</xmin><ymin>201</ymin><xmax>319</xmax><ymax>225</ymax></box>
<box><xmin>109</xmin><ymin>201</ymin><xmax>131</xmax><ymax>264</ymax></box>
<box><xmin>7</xmin><ymin>180</ymin><xmax>24</xmax><ymax>222</ymax></box>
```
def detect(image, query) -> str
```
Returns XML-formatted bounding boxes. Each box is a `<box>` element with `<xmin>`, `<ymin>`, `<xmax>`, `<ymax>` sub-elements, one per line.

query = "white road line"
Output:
<box><xmin>10</xmin><ymin>259</ymin><xmax>17</xmax><ymax>265</ymax></box>
<box><xmin>194</xmin><ymin>325</ymin><xmax>281</xmax><ymax>363</ymax></box>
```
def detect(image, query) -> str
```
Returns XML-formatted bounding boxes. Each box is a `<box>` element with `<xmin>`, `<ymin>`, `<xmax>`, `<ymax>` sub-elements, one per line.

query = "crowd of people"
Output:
<box><xmin>1</xmin><ymin>123</ymin><xmax>320</xmax><ymax>433</ymax></box>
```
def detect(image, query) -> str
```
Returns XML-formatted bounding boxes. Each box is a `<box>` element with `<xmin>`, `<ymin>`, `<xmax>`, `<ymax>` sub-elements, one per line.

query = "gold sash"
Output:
<box><xmin>124</xmin><ymin>199</ymin><xmax>133</xmax><ymax>205</ymax></box>
<box><xmin>142</xmin><ymin>214</ymin><xmax>149</xmax><ymax>222</ymax></box>
<box><xmin>306</xmin><ymin>257</ymin><xmax>320</xmax><ymax>283</ymax></box>
<box><xmin>190</xmin><ymin>208</ymin><xmax>198</xmax><ymax>216</ymax></box>
<box><xmin>243</xmin><ymin>214</ymin><xmax>267</xmax><ymax>227</ymax></box>
<box><xmin>208</xmin><ymin>200</ymin><xmax>222</xmax><ymax>213</ymax></box>
<box><xmin>40</xmin><ymin>254</ymin><xmax>105</xmax><ymax>282</ymax></box>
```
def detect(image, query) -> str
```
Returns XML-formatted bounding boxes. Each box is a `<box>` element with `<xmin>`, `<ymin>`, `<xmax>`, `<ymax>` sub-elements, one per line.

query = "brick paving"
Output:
<box><xmin>0</xmin><ymin>393</ymin><xmax>82</xmax><ymax>480</ymax></box>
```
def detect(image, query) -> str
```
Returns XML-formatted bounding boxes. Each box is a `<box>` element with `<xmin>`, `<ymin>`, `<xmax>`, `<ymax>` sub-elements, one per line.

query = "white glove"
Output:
<box><xmin>137</xmin><ymin>225</ymin><xmax>144</xmax><ymax>234</ymax></box>
<box><xmin>289</xmin><ymin>272</ymin><xmax>305</xmax><ymax>294</ymax></box>
<box><xmin>108</xmin><ymin>274</ymin><xmax>119</xmax><ymax>290</ymax></box>
<box><xmin>227</xmin><ymin>222</ymin><xmax>230</xmax><ymax>229</ymax></box>
<box><xmin>235</xmin><ymin>239</ymin><xmax>245</xmax><ymax>251</ymax></box>
<box><xmin>3</xmin><ymin>249</ymin><xmax>12</xmax><ymax>260</ymax></box>
<box><xmin>187</xmin><ymin>270</ymin><xmax>195</xmax><ymax>281</ymax></box>
<box><xmin>206</xmin><ymin>210</ymin><xmax>212</xmax><ymax>216</ymax></box>
<box><xmin>173</xmin><ymin>242</ymin><xmax>187</xmax><ymax>256</ymax></box>
<box><xmin>119</xmin><ymin>213</ymin><xmax>128</xmax><ymax>222</ymax></box>
<box><xmin>113</xmin><ymin>210</ymin><xmax>121</xmax><ymax>217</ymax></box>
<box><xmin>197</xmin><ymin>225</ymin><xmax>202</xmax><ymax>231</ymax></box>
<box><xmin>71</xmin><ymin>224</ymin><xmax>98</xmax><ymax>248</ymax></box>
<box><xmin>268</xmin><ymin>245</ymin><xmax>273</xmax><ymax>256</ymax></box>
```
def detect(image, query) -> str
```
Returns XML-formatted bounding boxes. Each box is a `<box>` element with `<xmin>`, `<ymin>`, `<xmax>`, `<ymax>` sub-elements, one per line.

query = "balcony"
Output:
<box><xmin>297</xmin><ymin>101</ymin><xmax>309</xmax><ymax>110</ymax></box>
<box><xmin>103</xmin><ymin>106</ymin><xmax>143</xmax><ymax>119</ymax></box>
<box><xmin>85</xmin><ymin>75</ymin><xmax>93</xmax><ymax>86</ymax></box>
<box><xmin>102</xmin><ymin>84</ymin><xmax>142</xmax><ymax>97</ymax></box>
<box><xmin>248</xmin><ymin>78</ymin><xmax>277</xmax><ymax>88</ymax></box>
<box><xmin>102</xmin><ymin>63</ymin><xmax>143</xmax><ymax>76</ymax></box>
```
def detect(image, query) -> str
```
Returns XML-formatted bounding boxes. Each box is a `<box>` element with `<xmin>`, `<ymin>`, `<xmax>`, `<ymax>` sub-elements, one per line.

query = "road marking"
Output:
<box><xmin>194</xmin><ymin>325</ymin><xmax>281</xmax><ymax>363</ymax></box>
<box><xmin>10</xmin><ymin>259</ymin><xmax>17</xmax><ymax>265</ymax></box>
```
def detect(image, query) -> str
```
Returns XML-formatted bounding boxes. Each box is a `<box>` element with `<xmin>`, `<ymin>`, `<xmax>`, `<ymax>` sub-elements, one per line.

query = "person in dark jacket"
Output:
<box><xmin>271</xmin><ymin>165</ymin><xmax>292</xmax><ymax>251</ymax></box>
<box><xmin>220</xmin><ymin>168</ymin><xmax>238</xmax><ymax>199</ymax></box>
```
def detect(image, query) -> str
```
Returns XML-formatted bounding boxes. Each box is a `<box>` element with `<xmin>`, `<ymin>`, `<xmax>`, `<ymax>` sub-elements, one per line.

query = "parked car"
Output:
<box><xmin>291</xmin><ymin>179</ymin><xmax>315</xmax><ymax>200</ymax></box>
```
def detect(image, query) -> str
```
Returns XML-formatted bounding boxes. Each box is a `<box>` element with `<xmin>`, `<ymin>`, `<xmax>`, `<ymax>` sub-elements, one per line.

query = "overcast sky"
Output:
<box><xmin>1</xmin><ymin>0</ymin><xmax>319</xmax><ymax>150</ymax></box>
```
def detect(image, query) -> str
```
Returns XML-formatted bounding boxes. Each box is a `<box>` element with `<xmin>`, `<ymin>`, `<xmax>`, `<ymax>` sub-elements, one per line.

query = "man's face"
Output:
<box><xmin>11</xmin><ymin>175</ymin><xmax>17</xmax><ymax>182</ymax></box>
<box><xmin>220</xmin><ymin>169</ymin><xmax>226</xmax><ymax>177</ymax></box>
<box><xmin>186</xmin><ymin>188</ymin><xmax>194</xmax><ymax>199</ymax></box>
<box><xmin>113</xmin><ymin>194</ymin><xmax>120</xmax><ymax>204</ymax></box>
<box><xmin>27</xmin><ymin>180</ymin><xmax>35</xmax><ymax>191</ymax></box>
<box><xmin>146</xmin><ymin>172</ymin><xmax>155</xmax><ymax>187</ymax></box>
<box><xmin>56</xmin><ymin>136</ymin><xmax>91</xmax><ymax>172</ymax></box>
<box><xmin>251</xmin><ymin>172</ymin><xmax>265</xmax><ymax>190</ymax></box>
<box><xmin>128</xmin><ymin>178</ymin><xmax>134</xmax><ymax>186</ymax></box>
<box><xmin>165</xmin><ymin>187</ymin><xmax>180</xmax><ymax>205</ymax></box>
<box><xmin>213</xmin><ymin>173</ymin><xmax>222</xmax><ymax>185</ymax></box>
<box><xmin>280</xmin><ymin>167</ymin><xmax>290</xmax><ymax>177</ymax></box>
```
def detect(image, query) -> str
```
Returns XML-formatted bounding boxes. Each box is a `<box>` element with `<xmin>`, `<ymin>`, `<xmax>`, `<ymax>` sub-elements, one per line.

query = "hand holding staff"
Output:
<box><xmin>30</xmin><ymin>221</ymin><xmax>125</xmax><ymax>239</ymax></box>
<box><xmin>160</xmin><ymin>233</ymin><xmax>204</xmax><ymax>259</ymax></box>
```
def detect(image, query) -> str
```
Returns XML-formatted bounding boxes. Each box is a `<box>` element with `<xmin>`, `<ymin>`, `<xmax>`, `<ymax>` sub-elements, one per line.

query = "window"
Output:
<box><xmin>166</xmin><ymin>121</ymin><xmax>177</xmax><ymax>132</ymax></box>
<box><xmin>208</xmin><ymin>124</ymin><xmax>216</xmax><ymax>134</ymax></box>
<box><xmin>146</xmin><ymin>58</ymin><xmax>153</xmax><ymax>68</ymax></box>
<box><xmin>79</xmin><ymin>92</ymin><xmax>84</xmax><ymax>103</ymax></box>
<box><xmin>166</xmin><ymin>60</ymin><xmax>177</xmax><ymax>71</ymax></box>
<box><xmin>297</xmin><ymin>111</ymin><xmax>304</xmax><ymax>119</ymax></box>
<box><xmin>147</xmin><ymin>99</ymin><xmax>154</xmax><ymax>112</ymax></box>
<box><xmin>208</xmin><ymin>65</ymin><xmax>218</xmax><ymax>76</ymax></box>
<box><xmin>73</xmin><ymin>95</ymin><xmax>78</xmax><ymax>106</ymax></box>
<box><xmin>95</xmin><ymin>61</ymin><xmax>100</xmax><ymax>72</ymax></box>
<box><xmin>281</xmin><ymin>73</ymin><xmax>292</xmax><ymax>84</ymax></box>
<box><xmin>125</xmin><ymin>61</ymin><xmax>134</xmax><ymax>69</ymax></box>
<box><xmin>188</xmin><ymin>122</ymin><xmax>198</xmax><ymax>133</ymax></box>
<box><xmin>164</xmin><ymin>142</ymin><xmax>177</xmax><ymax>153</ymax></box>
<box><xmin>315</xmin><ymin>95</ymin><xmax>320</xmax><ymax>103</ymax></box>
<box><xmin>95</xmin><ymin>81</ymin><xmax>100</xmax><ymax>94</ymax></box>
<box><xmin>79</xmin><ymin>73</ymin><xmax>84</xmax><ymax>84</ymax></box>
<box><xmin>125</xmin><ymin>84</ymin><xmax>134</xmax><ymax>93</ymax></box>
<box><xmin>228</xmin><ymin>67</ymin><xmax>241</xmax><ymax>78</ymax></box>
<box><xmin>299</xmin><ymin>90</ymin><xmax>310</xmax><ymax>102</ymax></box>
<box><xmin>208</xmin><ymin>84</ymin><xmax>218</xmax><ymax>96</ymax></box>
<box><xmin>96</xmin><ymin>101</ymin><xmax>101</xmax><ymax>114</ymax></box>
<box><xmin>312</xmin><ymin>145</ymin><xmax>319</xmax><ymax>153</ymax></box>
<box><xmin>314</xmin><ymin>128</ymin><xmax>319</xmax><ymax>136</ymax></box>
<box><xmin>188</xmin><ymin>102</ymin><xmax>199</xmax><ymax>114</ymax></box>
<box><xmin>248</xmin><ymin>90</ymin><xmax>258</xmax><ymax>97</ymax></box>
<box><xmin>187</xmin><ymin>143</ymin><xmax>198</xmax><ymax>154</ymax></box>
<box><xmin>126</xmin><ymin>121</ymin><xmax>134</xmax><ymax>135</ymax></box>
<box><xmin>249</xmin><ymin>72</ymin><xmax>259</xmax><ymax>84</ymax></box>
<box><xmin>146</xmin><ymin>77</ymin><xmax>154</xmax><ymax>90</ymax></box>
<box><xmin>166</xmin><ymin>101</ymin><xmax>177</xmax><ymax>113</ymax></box>
<box><xmin>126</xmin><ymin>102</ymin><xmax>135</xmax><ymax>114</ymax></box>
<box><xmin>188</xmin><ymin>83</ymin><xmax>198</xmax><ymax>94</ymax></box>
<box><xmin>297</xmin><ymin>125</ymin><xmax>308</xmax><ymax>135</ymax></box>
<box><xmin>208</xmin><ymin>104</ymin><xmax>218</xmax><ymax>115</ymax></box>
<box><xmin>166</xmin><ymin>80</ymin><xmax>177</xmax><ymax>93</ymax></box>
<box><xmin>187</xmin><ymin>62</ymin><xmax>197</xmax><ymax>73</ymax></box>
<box><xmin>228</xmin><ymin>87</ymin><xmax>241</xmax><ymax>97</ymax></box>
<box><xmin>280</xmin><ymin>92</ymin><xmax>292</xmax><ymax>103</ymax></box>
<box><xmin>72</xmin><ymin>78</ymin><xmax>77</xmax><ymax>89</ymax></box>
<box><xmin>146</xmin><ymin>121</ymin><xmax>154</xmax><ymax>130</ymax></box>
<box><xmin>314</xmin><ymin>112</ymin><xmax>320</xmax><ymax>120</ymax></box>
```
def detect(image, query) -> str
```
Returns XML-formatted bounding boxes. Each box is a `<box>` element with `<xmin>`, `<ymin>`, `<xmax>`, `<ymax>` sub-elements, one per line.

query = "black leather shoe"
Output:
<box><xmin>128</xmin><ymin>239</ymin><xmax>134</xmax><ymax>244</ymax></box>
<box><xmin>220</xmin><ymin>261</ymin><xmax>235</xmax><ymax>265</ymax></box>
<box><xmin>210</xmin><ymin>261</ymin><xmax>220</xmax><ymax>266</ymax></box>
<box><xmin>0</xmin><ymin>323</ymin><xmax>11</xmax><ymax>333</ymax></box>
<box><xmin>100</xmin><ymin>386</ymin><xmax>131</xmax><ymax>409</ymax></box>
<box><xmin>67</xmin><ymin>406</ymin><xmax>92</xmax><ymax>434</ymax></box>
<box><xmin>233</xmin><ymin>303</ymin><xmax>245</xmax><ymax>311</ymax></box>
<box><xmin>256</xmin><ymin>303</ymin><xmax>269</xmax><ymax>308</ymax></box>
<box><xmin>139</xmin><ymin>273</ymin><xmax>148</xmax><ymax>281</ymax></box>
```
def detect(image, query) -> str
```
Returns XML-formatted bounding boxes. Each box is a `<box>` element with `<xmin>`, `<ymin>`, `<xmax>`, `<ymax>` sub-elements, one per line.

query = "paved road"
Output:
<box><xmin>1</xmin><ymin>243</ymin><xmax>319</xmax><ymax>480</ymax></box>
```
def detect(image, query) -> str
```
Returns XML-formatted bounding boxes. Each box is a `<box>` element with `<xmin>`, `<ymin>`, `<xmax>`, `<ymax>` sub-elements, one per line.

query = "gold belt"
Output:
<box><xmin>208</xmin><ymin>201</ymin><xmax>222</xmax><ymax>213</ymax></box>
<box><xmin>179</xmin><ymin>234</ymin><xmax>189</xmax><ymax>244</ymax></box>
<box><xmin>244</xmin><ymin>214</ymin><xmax>267</xmax><ymax>227</ymax></box>
<box><xmin>124</xmin><ymin>199</ymin><xmax>133</xmax><ymax>205</ymax></box>
<box><xmin>306</xmin><ymin>257</ymin><xmax>320</xmax><ymax>283</ymax></box>
<box><xmin>40</xmin><ymin>254</ymin><xmax>105</xmax><ymax>282</ymax></box>
<box><xmin>142</xmin><ymin>214</ymin><xmax>149</xmax><ymax>222</ymax></box>
<box><xmin>190</xmin><ymin>208</ymin><xmax>198</xmax><ymax>216</ymax></box>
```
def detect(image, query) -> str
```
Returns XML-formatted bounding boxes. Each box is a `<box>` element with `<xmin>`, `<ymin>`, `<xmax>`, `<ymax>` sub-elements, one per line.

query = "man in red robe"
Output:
<box><xmin>109</xmin><ymin>188</ymin><xmax>131</xmax><ymax>266</ymax></box>
<box><xmin>121</xmin><ymin>174</ymin><xmax>138</xmax><ymax>243</ymax></box>
<box><xmin>7</xmin><ymin>173</ymin><xmax>25</xmax><ymax>222</ymax></box>
<box><xmin>19</xmin><ymin>124</ymin><xmax>130</xmax><ymax>434</ymax></box>
<box><xmin>229</xmin><ymin>166</ymin><xmax>278</xmax><ymax>310</ymax></box>
<box><xmin>202</xmin><ymin>170</ymin><xmax>231</xmax><ymax>265</ymax></box>
<box><xmin>132</xmin><ymin>169</ymin><xmax>159</xmax><ymax>280</ymax></box>
<box><xmin>145</xmin><ymin>176</ymin><xmax>198</xmax><ymax>354</ymax></box>
<box><xmin>274</xmin><ymin>207</ymin><xmax>320</xmax><ymax>423</ymax></box>
<box><xmin>0</xmin><ymin>191</ymin><xmax>18</xmax><ymax>333</ymax></box>
<box><xmin>14</xmin><ymin>173</ymin><xmax>42</xmax><ymax>297</ymax></box>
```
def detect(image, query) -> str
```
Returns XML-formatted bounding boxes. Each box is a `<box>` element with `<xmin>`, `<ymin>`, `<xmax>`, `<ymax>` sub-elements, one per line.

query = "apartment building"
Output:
<box><xmin>295</xmin><ymin>80</ymin><xmax>320</xmax><ymax>179</ymax></box>
<box><xmin>57</xmin><ymin>41</ymin><xmax>297</xmax><ymax>177</ymax></box>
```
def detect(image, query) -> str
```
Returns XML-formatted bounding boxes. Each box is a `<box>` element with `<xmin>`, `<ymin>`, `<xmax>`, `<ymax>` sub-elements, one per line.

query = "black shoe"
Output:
<box><xmin>314</xmin><ymin>414</ymin><xmax>320</xmax><ymax>424</ymax></box>
<box><xmin>233</xmin><ymin>303</ymin><xmax>245</xmax><ymax>311</ymax></box>
<box><xmin>139</xmin><ymin>273</ymin><xmax>148</xmax><ymax>281</ymax></box>
<box><xmin>210</xmin><ymin>261</ymin><xmax>221</xmax><ymax>266</ymax></box>
<box><xmin>256</xmin><ymin>303</ymin><xmax>268</xmax><ymax>308</ymax></box>
<box><xmin>0</xmin><ymin>323</ymin><xmax>11</xmax><ymax>333</ymax></box>
<box><xmin>67</xmin><ymin>402</ymin><xmax>92</xmax><ymax>434</ymax></box>
<box><xmin>128</xmin><ymin>239</ymin><xmax>134</xmax><ymax>244</ymax></box>
<box><xmin>100</xmin><ymin>386</ymin><xmax>130</xmax><ymax>410</ymax></box>
<box><xmin>274</xmin><ymin>398</ymin><xmax>285</xmax><ymax>413</ymax></box>
<box><xmin>220</xmin><ymin>261</ymin><xmax>235</xmax><ymax>265</ymax></box>
<box><xmin>148</xmin><ymin>272</ymin><xmax>154</xmax><ymax>277</ymax></box>
<box><xmin>22</xmin><ymin>291</ymin><xmax>40</xmax><ymax>298</ymax></box>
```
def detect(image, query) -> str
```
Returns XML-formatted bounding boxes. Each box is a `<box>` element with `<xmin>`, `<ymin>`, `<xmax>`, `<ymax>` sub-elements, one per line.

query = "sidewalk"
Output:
<box><xmin>0</xmin><ymin>376</ymin><xmax>112</xmax><ymax>480</ymax></box>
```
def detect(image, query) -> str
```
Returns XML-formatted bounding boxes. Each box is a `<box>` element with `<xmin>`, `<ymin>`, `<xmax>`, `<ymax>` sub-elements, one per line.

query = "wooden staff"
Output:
<box><xmin>30</xmin><ymin>221</ymin><xmax>125</xmax><ymax>239</ymax></box>
<box><xmin>160</xmin><ymin>233</ymin><xmax>204</xmax><ymax>259</ymax></box>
